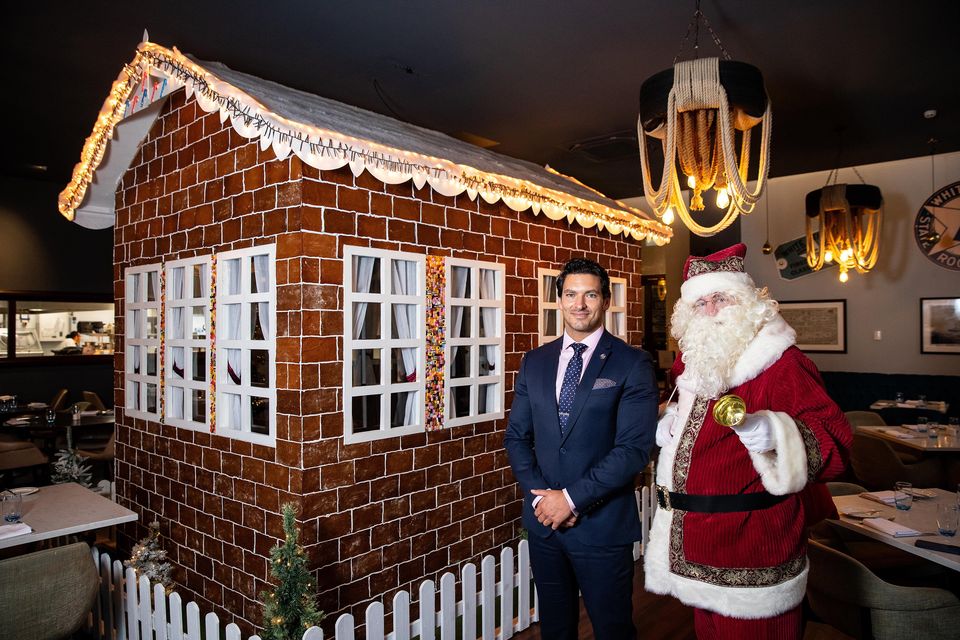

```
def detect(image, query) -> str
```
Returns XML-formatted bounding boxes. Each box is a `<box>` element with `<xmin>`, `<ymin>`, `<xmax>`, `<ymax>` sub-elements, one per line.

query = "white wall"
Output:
<box><xmin>741</xmin><ymin>151</ymin><xmax>960</xmax><ymax>375</ymax></box>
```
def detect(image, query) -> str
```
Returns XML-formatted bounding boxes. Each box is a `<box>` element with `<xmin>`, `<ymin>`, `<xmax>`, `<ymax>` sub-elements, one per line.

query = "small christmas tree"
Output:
<box><xmin>260</xmin><ymin>503</ymin><xmax>324</xmax><ymax>640</ymax></box>
<box><xmin>125</xmin><ymin>521</ymin><xmax>173</xmax><ymax>590</ymax></box>
<box><xmin>51</xmin><ymin>425</ymin><xmax>93</xmax><ymax>487</ymax></box>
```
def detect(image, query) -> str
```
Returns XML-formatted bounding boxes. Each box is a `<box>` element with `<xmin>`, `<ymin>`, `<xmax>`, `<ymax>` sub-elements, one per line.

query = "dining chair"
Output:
<box><xmin>849</xmin><ymin>431</ymin><xmax>944</xmax><ymax>490</ymax></box>
<box><xmin>844</xmin><ymin>410</ymin><xmax>887</xmax><ymax>427</ymax></box>
<box><xmin>806</xmin><ymin>539</ymin><xmax>960</xmax><ymax>639</ymax></box>
<box><xmin>47</xmin><ymin>388</ymin><xmax>69</xmax><ymax>412</ymax></box>
<box><xmin>0</xmin><ymin>541</ymin><xmax>99</xmax><ymax>640</ymax></box>
<box><xmin>0</xmin><ymin>435</ymin><xmax>48</xmax><ymax>483</ymax></box>
<box><xmin>77</xmin><ymin>429</ymin><xmax>115</xmax><ymax>481</ymax></box>
<box><xmin>82</xmin><ymin>390</ymin><xmax>107</xmax><ymax>411</ymax></box>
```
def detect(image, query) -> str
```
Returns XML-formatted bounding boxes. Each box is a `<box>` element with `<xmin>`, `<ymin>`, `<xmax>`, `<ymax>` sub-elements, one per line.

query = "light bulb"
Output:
<box><xmin>687</xmin><ymin>175</ymin><xmax>697</xmax><ymax>189</ymax></box>
<box><xmin>716</xmin><ymin>189</ymin><xmax>730</xmax><ymax>209</ymax></box>
<box><xmin>663</xmin><ymin>207</ymin><xmax>675</xmax><ymax>225</ymax></box>
<box><xmin>824</xmin><ymin>250</ymin><xmax>834</xmax><ymax>264</ymax></box>
<box><xmin>839</xmin><ymin>270</ymin><xmax>849</xmax><ymax>283</ymax></box>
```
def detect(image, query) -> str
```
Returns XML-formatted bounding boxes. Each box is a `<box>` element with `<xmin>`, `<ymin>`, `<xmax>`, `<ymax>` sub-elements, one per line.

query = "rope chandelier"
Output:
<box><xmin>637</xmin><ymin>2</ymin><xmax>772</xmax><ymax>237</ymax></box>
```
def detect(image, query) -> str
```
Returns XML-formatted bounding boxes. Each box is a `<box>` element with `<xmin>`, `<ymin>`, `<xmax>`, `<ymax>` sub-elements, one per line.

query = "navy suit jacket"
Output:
<box><xmin>504</xmin><ymin>330</ymin><xmax>657</xmax><ymax>545</ymax></box>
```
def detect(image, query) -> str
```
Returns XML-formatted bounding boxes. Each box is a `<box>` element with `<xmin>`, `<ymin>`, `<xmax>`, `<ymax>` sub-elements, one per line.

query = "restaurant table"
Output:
<box><xmin>858</xmin><ymin>425</ymin><xmax>960</xmax><ymax>452</ymax></box>
<box><xmin>831</xmin><ymin>489</ymin><xmax>960</xmax><ymax>572</ymax></box>
<box><xmin>0</xmin><ymin>482</ymin><xmax>136</xmax><ymax>550</ymax></box>
<box><xmin>870</xmin><ymin>399</ymin><xmax>950</xmax><ymax>413</ymax></box>
<box><xmin>0</xmin><ymin>411</ymin><xmax>114</xmax><ymax>452</ymax></box>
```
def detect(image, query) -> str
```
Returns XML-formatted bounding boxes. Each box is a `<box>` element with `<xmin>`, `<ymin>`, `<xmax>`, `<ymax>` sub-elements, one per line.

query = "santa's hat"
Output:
<box><xmin>680</xmin><ymin>243</ymin><xmax>757</xmax><ymax>303</ymax></box>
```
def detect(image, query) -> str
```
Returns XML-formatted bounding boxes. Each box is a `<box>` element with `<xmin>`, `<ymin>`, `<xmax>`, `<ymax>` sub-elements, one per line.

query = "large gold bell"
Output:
<box><xmin>713</xmin><ymin>394</ymin><xmax>746</xmax><ymax>427</ymax></box>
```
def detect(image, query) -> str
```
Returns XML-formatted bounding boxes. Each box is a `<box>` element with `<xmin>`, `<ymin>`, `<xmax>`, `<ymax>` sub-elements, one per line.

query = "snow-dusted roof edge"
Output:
<box><xmin>59</xmin><ymin>41</ymin><xmax>672</xmax><ymax>244</ymax></box>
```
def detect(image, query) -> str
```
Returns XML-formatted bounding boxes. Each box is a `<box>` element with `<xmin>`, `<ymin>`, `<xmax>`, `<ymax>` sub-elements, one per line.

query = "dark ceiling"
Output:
<box><xmin>4</xmin><ymin>1</ymin><xmax>958</xmax><ymax>200</ymax></box>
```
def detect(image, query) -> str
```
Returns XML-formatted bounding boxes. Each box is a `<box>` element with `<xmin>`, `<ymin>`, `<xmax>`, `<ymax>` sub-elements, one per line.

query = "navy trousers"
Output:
<box><xmin>528</xmin><ymin>532</ymin><xmax>636</xmax><ymax>640</ymax></box>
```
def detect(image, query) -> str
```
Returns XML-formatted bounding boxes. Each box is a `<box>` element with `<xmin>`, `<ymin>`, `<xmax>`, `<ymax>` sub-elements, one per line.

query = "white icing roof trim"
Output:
<box><xmin>60</xmin><ymin>42</ymin><xmax>671</xmax><ymax>244</ymax></box>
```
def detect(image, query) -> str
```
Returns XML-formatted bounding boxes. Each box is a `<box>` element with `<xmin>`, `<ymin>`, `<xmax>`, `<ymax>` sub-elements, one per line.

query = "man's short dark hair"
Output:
<box><xmin>66</xmin><ymin>331</ymin><xmax>80</xmax><ymax>340</ymax></box>
<box><xmin>556</xmin><ymin>258</ymin><xmax>611</xmax><ymax>300</ymax></box>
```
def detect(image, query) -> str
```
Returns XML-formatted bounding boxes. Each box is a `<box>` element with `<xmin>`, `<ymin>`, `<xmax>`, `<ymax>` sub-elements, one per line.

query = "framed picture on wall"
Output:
<box><xmin>920</xmin><ymin>297</ymin><xmax>960</xmax><ymax>354</ymax></box>
<box><xmin>778</xmin><ymin>300</ymin><xmax>846</xmax><ymax>353</ymax></box>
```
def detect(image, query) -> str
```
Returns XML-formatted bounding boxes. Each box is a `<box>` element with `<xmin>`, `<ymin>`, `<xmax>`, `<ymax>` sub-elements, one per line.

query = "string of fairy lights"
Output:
<box><xmin>60</xmin><ymin>42</ymin><xmax>671</xmax><ymax>244</ymax></box>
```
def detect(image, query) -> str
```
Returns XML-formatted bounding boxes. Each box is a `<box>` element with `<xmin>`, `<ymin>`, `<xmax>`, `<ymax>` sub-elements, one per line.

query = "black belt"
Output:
<box><xmin>656</xmin><ymin>485</ymin><xmax>789</xmax><ymax>513</ymax></box>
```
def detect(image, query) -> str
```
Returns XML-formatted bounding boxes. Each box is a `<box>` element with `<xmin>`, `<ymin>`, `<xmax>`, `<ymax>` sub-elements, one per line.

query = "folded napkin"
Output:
<box><xmin>0</xmin><ymin>523</ymin><xmax>32</xmax><ymax>540</ymax></box>
<box><xmin>881</xmin><ymin>428</ymin><xmax>924</xmax><ymax>439</ymax></box>
<box><xmin>26</xmin><ymin>402</ymin><xmax>47</xmax><ymax>409</ymax></box>
<box><xmin>860</xmin><ymin>491</ymin><xmax>897</xmax><ymax>506</ymax></box>
<box><xmin>3</xmin><ymin>417</ymin><xmax>31</xmax><ymax>426</ymax></box>
<box><xmin>862</xmin><ymin>518</ymin><xmax>922</xmax><ymax>537</ymax></box>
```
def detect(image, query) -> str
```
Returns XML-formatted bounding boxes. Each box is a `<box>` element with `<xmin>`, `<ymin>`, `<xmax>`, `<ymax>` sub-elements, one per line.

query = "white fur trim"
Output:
<box><xmin>644</xmin><ymin>508</ymin><xmax>809</xmax><ymax>618</ymax></box>
<box><xmin>728</xmin><ymin>315</ymin><xmax>796</xmax><ymax>388</ymax></box>
<box><xmin>680</xmin><ymin>271</ymin><xmax>754</xmax><ymax>303</ymax></box>
<box><xmin>747</xmin><ymin>410</ymin><xmax>809</xmax><ymax>495</ymax></box>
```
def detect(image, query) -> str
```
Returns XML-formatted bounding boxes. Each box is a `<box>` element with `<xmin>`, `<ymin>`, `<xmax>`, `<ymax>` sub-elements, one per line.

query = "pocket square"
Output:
<box><xmin>592</xmin><ymin>377</ymin><xmax>617</xmax><ymax>390</ymax></box>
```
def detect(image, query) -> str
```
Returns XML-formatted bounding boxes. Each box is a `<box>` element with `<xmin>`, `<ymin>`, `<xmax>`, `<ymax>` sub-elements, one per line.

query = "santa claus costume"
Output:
<box><xmin>644</xmin><ymin>244</ymin><xmax>852</xmax><ymax>639</ymax></box>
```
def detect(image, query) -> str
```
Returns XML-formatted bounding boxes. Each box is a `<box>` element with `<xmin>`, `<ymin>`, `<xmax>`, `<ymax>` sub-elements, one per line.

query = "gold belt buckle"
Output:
<box><xmin>656</xmin><ymin>485</ymin><xmax>672</xmax><ymax>511</ymax></box>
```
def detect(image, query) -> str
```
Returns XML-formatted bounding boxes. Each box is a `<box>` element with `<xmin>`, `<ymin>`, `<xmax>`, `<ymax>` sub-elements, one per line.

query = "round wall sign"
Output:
<box><xmin>914</xmin><ymin>180</ymin><xmax>960</xmax><ymax>271</ymax></box>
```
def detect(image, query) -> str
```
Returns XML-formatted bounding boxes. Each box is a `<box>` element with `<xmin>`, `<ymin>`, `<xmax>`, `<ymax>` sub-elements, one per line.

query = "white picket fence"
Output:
<box><xmin>86</xmin><ymin>483</ymin><xmax>655</xmax><ymax>640</ymax></box>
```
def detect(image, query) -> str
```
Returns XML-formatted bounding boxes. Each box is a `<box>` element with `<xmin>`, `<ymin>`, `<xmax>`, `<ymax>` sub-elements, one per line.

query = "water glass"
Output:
<box><xmin>894</xmin><ymin>391</ymin><xmax>905</xmax><ymax>403</ymax></box>
<box><xmin>1</xmin><ymin>491</ymin><xmax>22</xmax><ymax>523</ymax></box>
<box><xmin>71</xmin><ymin>404</ymin><xmax>82</xmax><ymax>423</ymax></box>
<box><xmin>937</xmin><ymin>504</ymin><xmax>959</xmax><ymax>537</ymax></box>
<box><xmin>928</xmin><ymin>421</ymin><xmax>940</xmax><ymax>438</ymax></box>
<box><xmin>918</xmin><ymin>395</ymin><xmax>927</xmax><ymax>407</ymax></box>
<box><xmin>45</xmin><ymin>408</ymin><xmax>56</xmax><ymax>424</ymax></box>
<box><xmin>916</xmin><ymin>416</ymin><xmax>928</xmax><ymax>433</ymax></box>
<box><xmin>894</xmin><ymin>481</ymin><xmax>913</xmax><ymax>510</ymax></box>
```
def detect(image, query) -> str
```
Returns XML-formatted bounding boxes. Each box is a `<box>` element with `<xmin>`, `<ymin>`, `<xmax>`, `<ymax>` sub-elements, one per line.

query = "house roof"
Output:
<box><xmin>60</xmin><ymin>41</ymin><xmax>671</xmax><ymax>244</ymax></box>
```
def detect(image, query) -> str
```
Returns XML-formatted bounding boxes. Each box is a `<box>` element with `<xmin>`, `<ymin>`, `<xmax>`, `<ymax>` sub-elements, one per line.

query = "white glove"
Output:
<box><xmin>656</xmin><ymin>403</ymin><xmax>679</xmax><ymax>447</ymax></box>
<box><xmin>732</xmin><ymin>412</ymin><xmax>776</xmax><ymax>453</ymax></box>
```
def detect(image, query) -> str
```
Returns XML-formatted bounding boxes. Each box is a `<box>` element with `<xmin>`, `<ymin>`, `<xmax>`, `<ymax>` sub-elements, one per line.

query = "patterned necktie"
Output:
<box><xmin>558</xmin><ymin>342</ymin><xmax>588</xmax><ymax>434</ymax></box>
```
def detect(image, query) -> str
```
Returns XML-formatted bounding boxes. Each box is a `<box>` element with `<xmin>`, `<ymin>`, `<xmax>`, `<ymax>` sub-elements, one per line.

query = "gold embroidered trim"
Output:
<box><xmin>686</xmin><ymin>255</ymin><xmax>744</xmax><ymax>279</ymax></box>
<box><xmin>797</xmin><ymin>418</ymin><xmax>822</xmax><ymax>480</ymax></box>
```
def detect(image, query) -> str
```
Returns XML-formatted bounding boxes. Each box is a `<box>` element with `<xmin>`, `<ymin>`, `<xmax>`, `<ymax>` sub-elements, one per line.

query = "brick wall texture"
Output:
<box><xmin>112</xmin><ymin>91</ymin><xmax>646</xmax><ymax>634</ymax></box>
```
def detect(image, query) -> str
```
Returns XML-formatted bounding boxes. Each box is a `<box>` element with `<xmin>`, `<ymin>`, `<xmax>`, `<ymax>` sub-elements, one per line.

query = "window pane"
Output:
<box><xmin>451</xmin><ymin>346</ymin><xmax>470</xmax><ymax>378</ymax></box>
<box><xmin>131</xmin><ymin>311</ymin><xmax>141</xmax><ymax>339</ymax></box>
<box><xmin>452</xmin><ymin>306</ymin><xmax>471</xmax><ymax>338</ymax></box>
<box><xmin>146</xmin><ymin>346</ymin><xmax>157</xmax><ymax>376</ymax></box>
<box><xmin>451</xmin><ymin>266</ymin><xmax>471</xmax><ymax>298</ymax></box>
<box><xmin>192</xmin><ymin>348</ymin><xmax>206</xmax><ymax>382</ymax></box>
<box><xmin>192</xmin><ymin>264</ymin><xmax>206</xmax><ymax>298</ymax></box>
<box><xmin>225</xmin><ymin>304</ymin><xmax>241</xmax><ymax>340</ymax></box>
<box><xmin>225</xmin><ymin>259</ymin><xmax>241</xmax><ymax>295</ymax></box>
<box><xmin>171</xmin><ymin>348</ymin><xmax>185</xmax><ymax>378</ymax></box>
<box><xmin>170</xmin><ymin>387</ymin><xmax>184</xmax><ymax>419</ymax></box>
<box><xmin>479</xmin><ymin>269</ymin><xmax>497</xmax><ymax>299</ymax></box>
<box><xmin>169</xmin><ymin>267</ymin><xmax>184</xmax><ymax>300</ymax></box>
<box><xmin>391</xmin><ymin>348</ymin><xmax>417</xmax><ymax>383</ymax></box>
<box><xmin>352</xmin><ymin>394</ymin><xmax>380</xmax><ymax>433</ymax></box>
<box><xmin>479</xmin><ymin>307</ymin><xmax>497</xmax><ymax>338</ymax></box>
<box><xmin>130</xmin><ymin>381</ymin><xmax>140</xmax><ymax>410</ymax></box>
<box><xmin>543</xmin><ymin>310</ymin><xmax>558</xmax><ymax>336</ymax></box>
<box><xmin>146</xmin><ymin>309</ymin><xmax>158</xmax><ymax>338</ymax></box>
<box><xmin>391</xmin><ymin>304</ymin><xmax>417</xmax><ymax>339</ymax></box>
<box><xmin>391</xmin><ymin>391</ymin><xmax>417</xmax><ymax>427</ymax></box>
<box><xmin>543</xmin><ymin>274</ymin><xmax>557</xmax><ymax>302</ymax></box>
<box><xmin>390</xmin><ymin>260</ymin><xmax>417</xmax><ymax>295</ymax></box>
<box><xmin>478</xmin><ymin>383</ymin><xmax>498</xmax><ymax>414</ymax></box>
<box><xmin>192</xmin><ymin>389</ymin><xmax>206</xmax><ymax>423</ymax></box>
<box><xmin>146</xmin><ymin>384</ymin><xmax>157</xmax><ymax>413</ymax></box>
<box><xmin>251</xmin><ymin>396</ymin><xmax>269</xmax><ymax>434</ymax></box>
<box><xmin>451</xmin><ymin>385</ymin><xmax>471</xmax><ymax>419</ymax></box>
<box><xmin>131</xmin><ymin>274</ymin><xmax>141</xmax><ymax>303</ymax></box>
<box><xmin>612</xmin><ymin>282</ymin><xmax>625</xmax><ymax>307</ymax></box>
<box><xmin>192</xmin><ymin>306</ymin><xmax>206</xmax><ymax>339</ymax></box>
<box><xmin>479</xmin><ymin>346</ymin><xmax>497</xmax><ymax>375</ymax></box>
<box><xmin>608</xmin><ymin>311</ymin><xmax>625</xmax><ymax>336</ymax></box>
<box><xmin>352</xmin><ymin>349</ymin><xmax>381</xmax><ymax>386</ymax></box>
<box><xmin>352</xmin><ymin>256</ymin><xmax>381</xmax><ymax>294</ymax></box>
<box><xmin>131</xmin><ymin>346</ymin><xmax>141</xmax><ymax>374</ymax></box>
<box><xmin>226</xmin><ymin>350</ymin><xmax>242</xmax><ymax>384</ymax></box>
<box><xmin>250</xmin><ymin>303</ymin><xmax>264</xmax><ymax>340</ymax></box>
<box><xmin>251</xmin><ymin>349</ymin><xmax>269</xmax><ymax>388</ymax></box>
<box><xmin>222</xmin><ymin>393</ymin><xmax>241</xmax><ymax>429</ymax></box>
<box><xmin>147</xmin><ymin>272</ymin><xmax>158</xmax><ymax>302</ymax></box>
<box><xmin>354</xmin><ymin>302</ymin><xmax>380</xmax><ymax>339</ymax></box>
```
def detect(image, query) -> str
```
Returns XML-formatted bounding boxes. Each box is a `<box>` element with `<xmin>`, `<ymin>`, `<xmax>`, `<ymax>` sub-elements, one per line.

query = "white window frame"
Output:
<box><xmin>606</xmin><ymin>276</ymin><xmax>628</xmax><ymax>342</ymax></box>
<box><xmin>215</xmin><ymin>244</ymin><xmax>277</xmax><ymax>447</ymax></box>
<box><xmin>164</xmin><ymin>256</ymin><xmax>212</xmax><ymax>431</ymax></box>
<box><xmin>538</xmin><ymin>269</ymin><xmax>628</xmax><ymax>344</ymax></box>
<box><xmin>125</xmin><ymin>263</ymin><xmax>162</xmax><ymax>420</ymax></box>
<box><xmin>445</xmin><ymin>258</ymin><xmax>505</xmax><ymax>427</ymax></box>
<box><xmin>343</xmin><ymin>246</ymin><xmax>426</xmax><ymax>444</ymax></box>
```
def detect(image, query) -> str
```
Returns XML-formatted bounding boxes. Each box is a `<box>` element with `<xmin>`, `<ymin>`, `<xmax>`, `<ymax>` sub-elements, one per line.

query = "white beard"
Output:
<box><xmin>675</xmin><ymin>303</ymin><xmax>763</xmax><ymax>398</ymax></box>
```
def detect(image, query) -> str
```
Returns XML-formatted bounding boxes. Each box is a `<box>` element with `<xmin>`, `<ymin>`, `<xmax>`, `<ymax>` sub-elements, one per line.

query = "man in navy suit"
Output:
<box><xmin>505</xmin><ymin>258</ymin><xmax>657</xmax><ymax>640</ymax></box>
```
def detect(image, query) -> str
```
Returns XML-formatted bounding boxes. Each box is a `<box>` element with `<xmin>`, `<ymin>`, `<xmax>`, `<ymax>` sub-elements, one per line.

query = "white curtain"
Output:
<box><xmin>352</xmin><ymin>256</ymin><xmax>376</xmax><ymax>337</ymax></box>
<box><xmin>480</xmin><ymin>269</ymin><xmax>498</xmax><ymax>373</ymax></box>
<box><xmin>449</xmin><ymin>268</ymin><xmax>469</xmax><ymax>417</ymax></box>
<box><xmin>391</xmin><ymin>260</ymin><xmax>418</xmax><ymax>426</ymax></box>
<box><xmin>253</xmin><ymin>254</ymin><xmax>271</xmax><ymax>340</ymax></box>
<box><xmin>227</xmin><ymin>303</ymin><xmax>242</xmax><ymax>428</ymax></box>
<box><xmin>171</xmin><ymin>268</ymin><xmax>185</xmax><ymax>378</ymax></box>
<box><xmin>147</xmin><ymin>271</ymin><xmax>158</xmax><ymax>301</ymax></box>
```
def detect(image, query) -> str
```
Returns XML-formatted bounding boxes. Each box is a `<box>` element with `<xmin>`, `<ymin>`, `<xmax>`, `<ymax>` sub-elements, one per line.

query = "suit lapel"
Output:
<box><xmin>560</xmin><ymin>332</ymin><xmax>613</xmax><ymax>445</ymax></box>
<box><xmin>542</xmin><ymin>339</ymin><xmax>563</xmax><ymax>428</ymax></box>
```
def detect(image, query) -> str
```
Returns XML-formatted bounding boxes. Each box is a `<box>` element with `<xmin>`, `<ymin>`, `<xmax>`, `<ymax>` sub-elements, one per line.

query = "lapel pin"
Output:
<box><xmin>600</xmin><ymin>353</ymin><xmax>607</xmax><ymax>360</ymax></box>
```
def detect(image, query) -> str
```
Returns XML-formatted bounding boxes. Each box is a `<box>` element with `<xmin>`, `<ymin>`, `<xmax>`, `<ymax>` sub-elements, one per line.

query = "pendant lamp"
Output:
<box><xmin>637</xmin><ymin>2</ymin><xmax>772</xmax><ymax>237</ymax></box>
